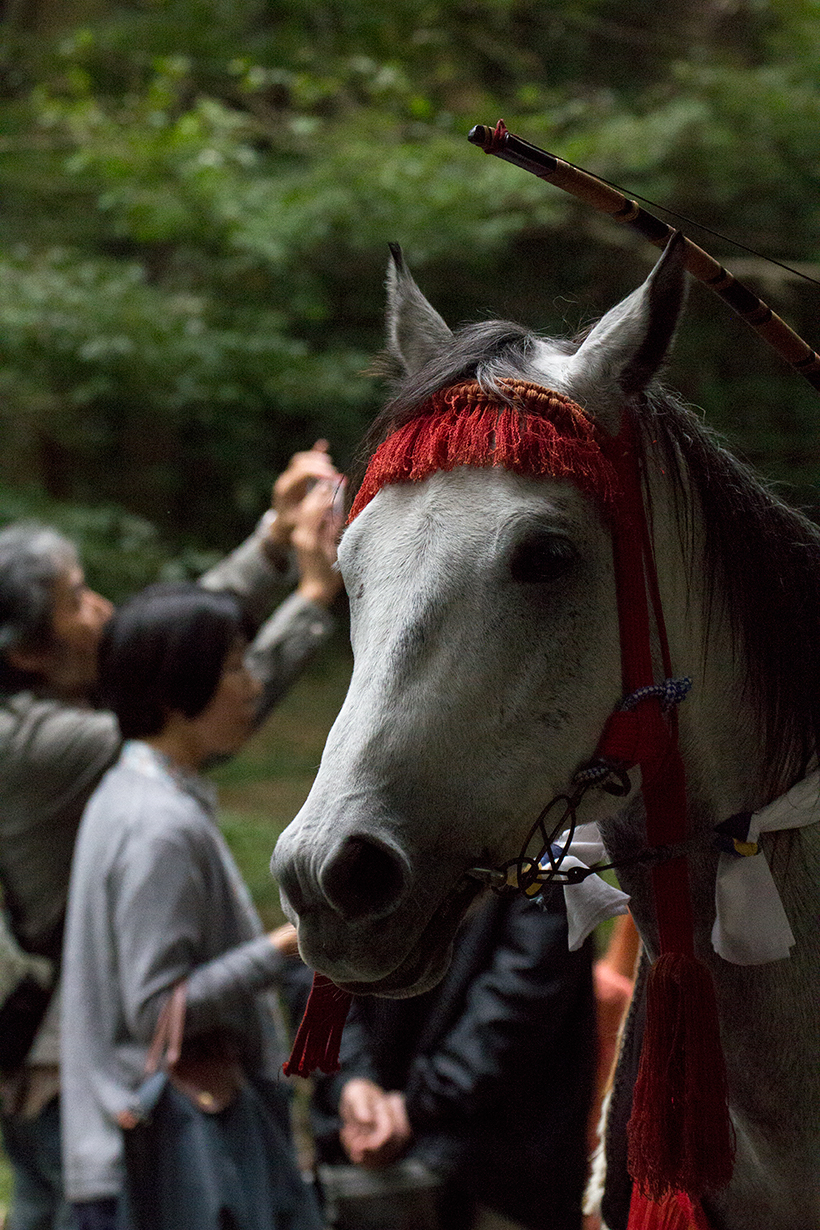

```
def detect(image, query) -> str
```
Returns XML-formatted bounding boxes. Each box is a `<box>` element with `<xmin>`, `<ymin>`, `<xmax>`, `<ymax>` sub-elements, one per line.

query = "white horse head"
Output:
<box><xmin>272</xmin><ymin>238</ymin><xmax>697</xmax><ymax>993</ymax></box>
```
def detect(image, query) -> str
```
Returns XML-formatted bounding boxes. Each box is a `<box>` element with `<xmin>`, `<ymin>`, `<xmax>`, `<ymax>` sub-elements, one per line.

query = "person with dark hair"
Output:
<box><xmin>0</xmin><ymin>444</ymin><xmax>342</xmax><ymax>1230</ymax></box>
<box><xmin>96</xmin><ymin>583</ymin><xmax>259</xmax><ymax>742</ymax></box>
<box><xmin>60</xmin><ymin>581</ymin><xmax>326</xmax><ymax>1230</ymax></box>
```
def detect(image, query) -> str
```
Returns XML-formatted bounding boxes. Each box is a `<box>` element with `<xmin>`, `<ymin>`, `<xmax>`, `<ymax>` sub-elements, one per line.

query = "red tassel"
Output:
<box><xmin>628</xmin><ymin>1187</ymin><xmax>714</xmax><ymax>1230</ymax></box>
<box><xmin>628</xmin><ymin>952</ymin><xmax>735</xmax><ymax>1200</ymax></box>
<box><xmin>282</xmin><ymin>973</ymin><xmax>353</xmax><ymax>1078</ymax></box>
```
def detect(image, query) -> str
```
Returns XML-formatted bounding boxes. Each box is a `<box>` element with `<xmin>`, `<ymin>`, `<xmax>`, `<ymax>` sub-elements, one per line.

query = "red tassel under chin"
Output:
<box><xmin>628</xmin><ymin>952</ymin><xmax>735</xmax><ymax>1201</ymax></box>
<box><xmin>628</xmin><ymin>1187</ymin><xmax>714</xmax><ymax>1230</ymax></box>
<box><xmin>282</xmin><ymin>973</ymin><xmax>353</xmax><ymax>1078</ymax></box>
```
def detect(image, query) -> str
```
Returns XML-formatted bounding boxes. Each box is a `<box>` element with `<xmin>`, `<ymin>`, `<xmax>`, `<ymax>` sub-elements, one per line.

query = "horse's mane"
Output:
<box><xmin>351</xmin><ymin>320</ymin><xmax>820</xmax><ymax>790</ymax></box>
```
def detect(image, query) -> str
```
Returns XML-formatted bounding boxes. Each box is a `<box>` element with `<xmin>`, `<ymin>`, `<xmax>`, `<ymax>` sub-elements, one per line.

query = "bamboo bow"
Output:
<box><xmin>469</xmin><ymin>120</ymin><xmax>820</xmax><ymax>394</ymax></box>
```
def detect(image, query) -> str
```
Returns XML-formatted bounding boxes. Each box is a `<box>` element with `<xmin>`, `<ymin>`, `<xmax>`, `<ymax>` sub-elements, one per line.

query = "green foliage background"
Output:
<box><xmin>2</xmin><ymin>0</ymin><xmax>820</xmax><ymax>594</ymax></box>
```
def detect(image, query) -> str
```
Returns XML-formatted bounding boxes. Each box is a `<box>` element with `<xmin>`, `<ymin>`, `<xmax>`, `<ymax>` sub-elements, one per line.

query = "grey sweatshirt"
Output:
<box><xmin>60</xmin><ymin>742</ymin><xmax>292</xmax><ymax>1202</ymax></box>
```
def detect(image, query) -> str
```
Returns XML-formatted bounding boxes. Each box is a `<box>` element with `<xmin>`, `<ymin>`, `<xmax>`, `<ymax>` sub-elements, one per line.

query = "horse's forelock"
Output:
<box><xmin>349</xmin><ymin>320</ymin><xmax>575</xmax><ymax>501</ymax></box>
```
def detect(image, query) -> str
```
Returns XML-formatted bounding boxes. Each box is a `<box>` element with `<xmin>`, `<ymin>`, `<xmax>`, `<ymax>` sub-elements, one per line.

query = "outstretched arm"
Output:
<box><xmin>200</xmin><ymin>440</ymin><xmax>341</xmax><ymax>624</ymax></box>
<box><xmin>246</xmin><ymin>477</ymin><xmax>344</xmax><ymax>724</ymax></box>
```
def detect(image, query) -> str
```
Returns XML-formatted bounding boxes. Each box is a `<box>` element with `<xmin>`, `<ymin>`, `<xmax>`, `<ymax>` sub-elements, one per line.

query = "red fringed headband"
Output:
<box><xmin>348</xmin><ymin>379</ymin><xmax>619</xmax><ymax>521</ymax></box>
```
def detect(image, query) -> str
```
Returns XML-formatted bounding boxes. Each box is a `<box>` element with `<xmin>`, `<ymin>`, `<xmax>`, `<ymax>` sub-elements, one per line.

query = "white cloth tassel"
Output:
<box><xmin>711</xmin><ymin>769</ymin><xmax>819</xmax><ymax>965</ymax></box>
<box><xmin>551</xmin><ymin>768</ymin><xmax>818</xmax><ymax>964</ymax></box>
<box><xmin>548</xmin><ymin>823</ymin><xmax>630</xmax><ymax>951</ymax></box>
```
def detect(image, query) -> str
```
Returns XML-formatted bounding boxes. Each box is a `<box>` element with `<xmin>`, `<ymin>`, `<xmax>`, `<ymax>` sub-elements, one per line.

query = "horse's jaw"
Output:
<box><xmin>271</xmin><ymin>707</ymin><xmax>536</xmax><ymax>994</ymax></box>
<box><xmin>275</xmin><ymin>801</ymin><xmax>483</xmax><ymax>998</ymax></box>
<box><xmin>271</xmin><ymin>468</ymin><xmax>623</xmax><ymax>993</ymax></box>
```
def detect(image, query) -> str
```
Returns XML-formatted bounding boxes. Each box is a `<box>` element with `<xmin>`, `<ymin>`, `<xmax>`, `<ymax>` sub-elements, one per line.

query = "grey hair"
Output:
<box><xmin>0</xmin><ymin>523</ymin><xmax>78</xmax><ymax>692</ymax></box>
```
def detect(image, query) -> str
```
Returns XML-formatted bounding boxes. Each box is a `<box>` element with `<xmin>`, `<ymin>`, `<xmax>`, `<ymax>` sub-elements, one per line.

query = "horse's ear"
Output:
<box><xmin>386</xmin><ymin>243</ymin><xmax>453</xmax><ymax>375</ymax></box>
<box><xmin>563</xmin><ymin>232</ymin><xmax>688</xmax><ymax>410</ymax></box>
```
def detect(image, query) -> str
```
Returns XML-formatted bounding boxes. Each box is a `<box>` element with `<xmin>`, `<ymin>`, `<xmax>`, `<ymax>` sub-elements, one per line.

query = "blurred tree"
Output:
<box><xmin>1</xmin><ymin>0</ymin><xmax>819</xmax><ymax>585</ymax></box>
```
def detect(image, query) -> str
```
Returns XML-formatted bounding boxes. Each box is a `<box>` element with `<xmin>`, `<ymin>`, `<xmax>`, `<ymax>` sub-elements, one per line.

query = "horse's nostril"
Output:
<box><xmin>320</xmin><ymin>835</ymin><xmax>408</xmax><ymax>921</ymax></box>
<box><xmin>277</xmin><ymin>869</ymin><xmax>305</xmax><ymax>917</ymax></box>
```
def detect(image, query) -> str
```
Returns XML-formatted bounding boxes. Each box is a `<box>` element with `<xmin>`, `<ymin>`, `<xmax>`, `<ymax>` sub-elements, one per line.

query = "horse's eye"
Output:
<box><xmin>509</xmin><ymin>533</ymin><xmax>577</xmax><ymax>584</ymax></box>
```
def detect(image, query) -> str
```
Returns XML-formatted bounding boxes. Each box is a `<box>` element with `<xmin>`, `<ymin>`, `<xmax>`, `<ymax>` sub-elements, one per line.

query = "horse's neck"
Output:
<box><xmin>642</xmin><ymin>462</ymin><xmax>819</xmax><ymax>956</ymax></box>
<box><xmin>608</xmin><ymin>472</ymin><xmax>820</xmax><ymax>1225</ymax></box>
<box><xmin>650</xmin><ymin>464</ymin><xmax>772</xmax><ymax>818</ymax></box>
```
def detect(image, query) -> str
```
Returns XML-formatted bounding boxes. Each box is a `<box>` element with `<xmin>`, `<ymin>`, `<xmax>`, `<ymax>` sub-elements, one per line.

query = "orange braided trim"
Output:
<box><xmin>349</xmin><ymin>379</ymin><xmax>618</xmax><ymax>521</ymax></box>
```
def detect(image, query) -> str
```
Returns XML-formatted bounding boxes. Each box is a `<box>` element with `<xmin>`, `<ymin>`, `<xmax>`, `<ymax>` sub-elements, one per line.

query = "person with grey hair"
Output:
<box><xmin>0</xmin><ymin>526</ymin><xmax>99</xmax><ymax>700</ymax></box>
<box><xmin>0</xmin><ymin>443</ymin><xmax>343</xmax><ymax>1230</ymax></box>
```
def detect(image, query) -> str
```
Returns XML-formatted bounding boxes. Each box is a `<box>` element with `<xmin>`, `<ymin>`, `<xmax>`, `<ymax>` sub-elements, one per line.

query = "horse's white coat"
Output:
<box><xmin>272</xmin><ymin>249</ymin><xmax>820</xmax><ymax>1229</ymax></box>
<box><xmin>278</xmin><ymin>467</ymin><xmax>622</xmax><ymax>993</ymax></box>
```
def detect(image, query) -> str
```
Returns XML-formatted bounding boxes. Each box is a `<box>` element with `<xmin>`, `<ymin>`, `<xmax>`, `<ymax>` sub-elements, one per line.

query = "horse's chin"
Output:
<box><xmin>308</xmin><ymin>876</ymin><xmax>482</xmax><ymax>999</ymax></box>
<box><xmin>336</xmin><ymin>941</ymin><xmax>454</xmax><ymax>999</ymax></box>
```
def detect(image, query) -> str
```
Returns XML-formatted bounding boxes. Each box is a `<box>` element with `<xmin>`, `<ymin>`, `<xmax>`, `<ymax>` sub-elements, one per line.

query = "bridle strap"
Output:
<box><xmin>599</xmin><ymin>412</ymin><xmax>694</xmax><ymax>957</ymax></box>
<box><xmin>604</xmin><ymin>415</ymin><xmax>658</xmax><ymax>691</ymax></box>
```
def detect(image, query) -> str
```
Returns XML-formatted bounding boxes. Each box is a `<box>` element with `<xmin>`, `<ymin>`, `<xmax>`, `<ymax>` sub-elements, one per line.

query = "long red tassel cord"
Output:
<box><xmin>598</xmin><ymin>416</ymin><xmax>734</xmax><ymax>1208</ymax></box>
<box><xmin>284</xmin><ymin>382</ymin><xmax>735</xmax><ymax>1227</ymax></box>
<box><xmin>628</xmin><ymin>1188</ymin><xmax>714</xmax><ymax>1230</ymax></box>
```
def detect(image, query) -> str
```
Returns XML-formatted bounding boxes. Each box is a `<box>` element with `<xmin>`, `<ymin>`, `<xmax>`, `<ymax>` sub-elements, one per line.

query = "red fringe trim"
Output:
<box><xmin>628</xmin><ymin>1187</ymin><xmax>714</xmax><ymax>1230</ymax></box>
<box><xmin>349</xmin><ymin>380</ymin><xmax>618</xmax><ymax>521</ymax></box>
<box><xmin>628</xmin><ymin>952</ymin><xmax>735</xmax><ymax>1200</ymax></box>
<box><xmin>282</xmin><ymin>973</ymin><xmax>353</xmax><ymax>1078</ymax></box>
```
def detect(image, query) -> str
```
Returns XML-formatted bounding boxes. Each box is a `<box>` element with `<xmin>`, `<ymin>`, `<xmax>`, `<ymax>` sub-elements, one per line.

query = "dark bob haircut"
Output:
<box><xmin>98</xmin><ymin>582</ymin><xmax>252</xmax><ymax>740</ymax></box>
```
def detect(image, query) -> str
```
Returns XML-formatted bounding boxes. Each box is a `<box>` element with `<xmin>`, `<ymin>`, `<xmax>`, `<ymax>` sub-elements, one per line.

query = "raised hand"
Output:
<box><xmin>267</xmin><ymin>440</ymin><xmax>341</xmax><ymax>553</ymax></box>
